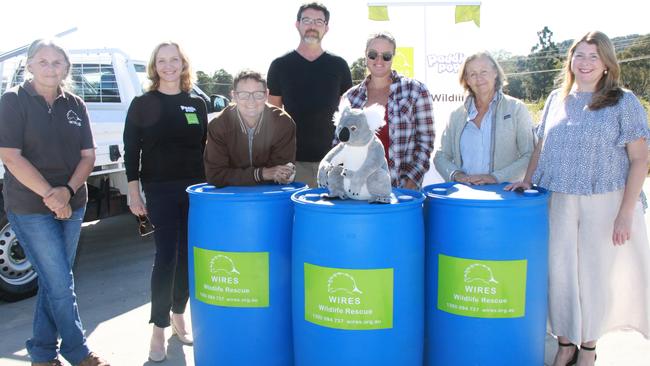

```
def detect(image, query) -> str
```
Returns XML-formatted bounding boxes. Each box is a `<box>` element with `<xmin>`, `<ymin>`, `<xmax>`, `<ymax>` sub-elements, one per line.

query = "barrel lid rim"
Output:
<box><xmin>186</xmin><ymin>182</ymin><xmax>308</xmax><ymax>199</ymax></box>
<box><xmin>291</xmin><ymin>187</ymin><xmax>424</xmax><ymax>211</ymax></box>
<box><xmin>423</xmin><ymin>182</ymin><xmax>548</xmax><ymax>202</ymax></box>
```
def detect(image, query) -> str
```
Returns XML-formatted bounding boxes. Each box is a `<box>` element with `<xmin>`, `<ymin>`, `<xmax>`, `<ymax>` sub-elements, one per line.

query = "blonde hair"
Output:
<box><xmin>458</xmin><ymin>51</ymin><xmax>506</xmax><ymax>97</ymax></box>
<box><xmin>147</xmin><ymin>41</ymin><xmax>193</xmax><ymax>93</ymax></box>
<box><xmin>559</xmin><ymin>31</ymin><xmax>622</xmax><ymax>110</ymax></box>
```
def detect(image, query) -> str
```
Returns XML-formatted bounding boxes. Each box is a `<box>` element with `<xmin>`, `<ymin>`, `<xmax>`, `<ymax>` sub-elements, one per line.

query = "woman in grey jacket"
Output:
<box><xmin>434</xmin><ymin>51</ymin><xmax>534</xmax><ymax>184</ymax></box>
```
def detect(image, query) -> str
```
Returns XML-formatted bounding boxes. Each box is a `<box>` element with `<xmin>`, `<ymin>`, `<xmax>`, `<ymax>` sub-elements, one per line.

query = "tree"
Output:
<box><xmin>499</xmin><ymin>30</ymin><xmax>649</xmax><ymax>107</ymax></box>
<box><xmin>195</xmin><ymin>70</ymin><xmax>215</xmax><ymax>95</ymax></box>
<box><xmin>619</xmin><ymin>35</ymin><xmax>650</xmax><ymax>101</ymax></box>
<box><xmin>350</xmin><ymin>57</ymin><xmax>367</xmax><ymax>83</ymax></box>
<box><xmin>502</xmin><ymin>67</ymin><xmax>527</xmax><ymax>100</ymax></box>
<box><xmin>497</xmin><ymin>53</ymin><xmax>527</xmax><ymax>100</ymax></box>
<box><xmin>194</xmin><ymin>69</ymin><xmax>233</xmax><ymax>97</ymax></box>
<box><xmin>523</xmin><ymin>26</ymin><xmax>563</xmax><ymax>101</ymax></box>
<box><xmin>212</xmin><ymin>69</ymin><xmax>233</xmax><ymax>97</ymax></box>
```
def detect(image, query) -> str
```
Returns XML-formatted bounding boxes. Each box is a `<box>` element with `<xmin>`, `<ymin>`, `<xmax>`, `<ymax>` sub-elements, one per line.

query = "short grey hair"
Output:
<box><xmin>233</xmin><ymin>69</ymin><xmax>267</xmax><ymax>90</ymax></box>
<box><xmin>26</xmin><ymin>39</ymin><xmax>72</xmax><ymax>80</ymax></box>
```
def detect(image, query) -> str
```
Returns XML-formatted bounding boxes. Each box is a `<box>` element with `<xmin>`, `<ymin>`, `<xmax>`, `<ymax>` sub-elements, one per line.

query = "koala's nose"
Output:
<box><xmin>338</xmin><ymin>127</ymin><xmax>350</xmax><ymax>142</ymax></box>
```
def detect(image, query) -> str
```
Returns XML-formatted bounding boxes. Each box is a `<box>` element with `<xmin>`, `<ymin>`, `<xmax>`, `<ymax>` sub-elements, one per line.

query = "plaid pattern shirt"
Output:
<box><xmin>344</xmin><ymin>71</ymin><xmax>435</xmax><ymax>188</ymax></box>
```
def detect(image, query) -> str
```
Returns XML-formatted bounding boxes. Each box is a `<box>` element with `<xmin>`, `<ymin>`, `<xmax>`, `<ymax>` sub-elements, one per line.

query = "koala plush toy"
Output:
<box><xmin>317</xmin><ymin>102</ymin><xmax>392</xmax><ymax>203</ymax></box>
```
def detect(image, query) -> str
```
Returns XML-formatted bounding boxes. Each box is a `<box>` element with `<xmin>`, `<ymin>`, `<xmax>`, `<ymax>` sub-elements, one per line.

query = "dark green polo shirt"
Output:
<box><xmin>0</xmin><ymin>81</ymin><xmax>95</xmax><ymax>214</ymax></box>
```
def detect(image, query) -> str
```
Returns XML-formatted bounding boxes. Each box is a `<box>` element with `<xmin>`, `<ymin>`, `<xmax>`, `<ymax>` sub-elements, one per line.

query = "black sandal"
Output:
<box><xmin>580</xmin><ymin>344</ymin><xmax>597</xmax><ymax>362</ymax></box>
<box><xmin>558</xmin><ymin>341</ymin><xmax>579</xmax><ymax>366</ymax></box>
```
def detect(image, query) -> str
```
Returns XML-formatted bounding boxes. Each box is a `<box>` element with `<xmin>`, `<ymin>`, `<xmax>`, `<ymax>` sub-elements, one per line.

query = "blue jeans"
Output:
<box><xmin>8</xmin><ymin>207</ymin><xmax>90</xmax><ymax>364</ymax></box>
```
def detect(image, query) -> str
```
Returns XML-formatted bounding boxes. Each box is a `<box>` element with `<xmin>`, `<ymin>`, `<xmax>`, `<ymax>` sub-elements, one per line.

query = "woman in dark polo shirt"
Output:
<box><xmin>0</xmin><ymin>40</ymin><xmax>109</xmax><ymax>366</ymax></box>
<box><xmin>123</xmin><ymin>41</ymin><xmax>207</xmax><ymax>362</ymax></box>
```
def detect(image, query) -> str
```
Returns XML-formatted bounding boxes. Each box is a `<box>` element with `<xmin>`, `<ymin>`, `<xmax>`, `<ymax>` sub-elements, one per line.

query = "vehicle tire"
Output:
<box><xmin>0</xmin><ymin>203</ymin><xmax>38</xmax><ymax>302</ymax></box>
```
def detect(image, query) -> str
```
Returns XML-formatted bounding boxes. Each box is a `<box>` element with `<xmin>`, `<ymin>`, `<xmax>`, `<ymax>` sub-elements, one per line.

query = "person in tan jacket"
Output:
<box><xmin>204</xmin><ymin>70</ymin><xmax>296</xmax><ymax>187</ymax></box>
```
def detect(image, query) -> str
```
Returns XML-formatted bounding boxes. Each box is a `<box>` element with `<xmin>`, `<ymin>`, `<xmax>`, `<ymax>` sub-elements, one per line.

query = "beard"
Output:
<box><xmin>302</xmin><ymin>29</ymin><xmax>322</xmax><ymax>44</ymax></box>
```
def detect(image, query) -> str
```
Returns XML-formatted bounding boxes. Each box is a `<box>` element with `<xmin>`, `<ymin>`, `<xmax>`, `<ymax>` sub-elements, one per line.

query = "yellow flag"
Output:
<box><xmin>368</xmin><ymin>6</ymin><xmax>389</xmax><ymax>21</ymax></box>
<box><xmin>455</xmin><ymin>5</ymin><xmax>480</xmax><ymax>27</ymax></box>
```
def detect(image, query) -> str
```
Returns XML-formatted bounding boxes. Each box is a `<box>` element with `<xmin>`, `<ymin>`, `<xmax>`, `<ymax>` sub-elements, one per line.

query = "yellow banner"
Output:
<box><xmin>368</xmin><ymin>6</ymin><xmax>389</xmax><ymax>21</ymax></box>
<box><xmin>455</xmin><ymin>5</ymin><xmax>480</xmax><ymax>27</ymax></box>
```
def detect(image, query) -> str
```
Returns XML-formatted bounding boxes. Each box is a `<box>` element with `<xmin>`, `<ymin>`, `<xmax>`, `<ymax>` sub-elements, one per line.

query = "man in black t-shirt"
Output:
<box><xmin>267</xmin><ymin>2</ymin><xmax>352</xmax><ymax>187</ymax></box>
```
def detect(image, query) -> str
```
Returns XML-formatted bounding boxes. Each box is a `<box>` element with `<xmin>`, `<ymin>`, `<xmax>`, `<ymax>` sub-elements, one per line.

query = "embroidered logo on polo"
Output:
<box><xmin>181</xmin><ymin>105</ymin><xmax>199</xmax><ymax>125</ymax></box>
<box><xmin>66</xmin><ymin>110</ymin><xmax>82</xmax><ymax>127</ymax></box>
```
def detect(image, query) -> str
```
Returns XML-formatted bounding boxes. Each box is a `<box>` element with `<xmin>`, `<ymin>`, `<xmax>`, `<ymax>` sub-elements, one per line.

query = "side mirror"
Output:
<box><xmin>211</xmin><ymin>94</ymin><xmax>230</xmax><ymax>113</ymax></box>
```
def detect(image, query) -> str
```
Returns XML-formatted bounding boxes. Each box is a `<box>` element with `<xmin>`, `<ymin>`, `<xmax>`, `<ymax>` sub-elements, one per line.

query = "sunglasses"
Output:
<box><xmin>137</xmin><ymin>215</ymin><xmax>155</xmax><ymax>237</ymax></box>
<box><xmin>367</xmin><ymin>50</ymin><xmax>394</xmax><ymax>62</ymax></box>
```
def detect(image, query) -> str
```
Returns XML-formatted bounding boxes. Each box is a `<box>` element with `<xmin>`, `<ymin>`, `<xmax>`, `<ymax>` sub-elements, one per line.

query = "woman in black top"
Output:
<box><xmin>123</xmin><ymin>41</ymin><xmax>207</xmax><ymax>362</ymax></box>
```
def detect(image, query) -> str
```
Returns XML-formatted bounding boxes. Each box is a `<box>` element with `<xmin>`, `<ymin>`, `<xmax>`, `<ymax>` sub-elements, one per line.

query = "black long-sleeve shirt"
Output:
<box><xmin>123</xmin><ymin>90</ymin><xmax>207</xmax><ymax>183</ymax></box>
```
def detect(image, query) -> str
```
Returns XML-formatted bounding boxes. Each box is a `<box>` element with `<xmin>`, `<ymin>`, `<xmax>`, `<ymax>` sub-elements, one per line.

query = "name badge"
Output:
<box><xmin>185</xmin><ymin>113</ymin><xmax>199</xmax><ymax>125</ymax></box>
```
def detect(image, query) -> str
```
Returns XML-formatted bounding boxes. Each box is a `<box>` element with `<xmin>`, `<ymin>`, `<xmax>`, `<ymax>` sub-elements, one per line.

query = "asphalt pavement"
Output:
<box><xmin>0</xmin><ymin>215</ymin><xmax>193</xmax><ymax>366</ymax></box>
<box><xmin>1</xmin><ymin>193</ymin><xmax>649</xmax><ymax>366</ymax></box>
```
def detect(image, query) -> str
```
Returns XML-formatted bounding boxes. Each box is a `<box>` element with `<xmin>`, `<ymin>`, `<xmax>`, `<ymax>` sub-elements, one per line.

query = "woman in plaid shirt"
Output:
<box><xmin>343</xmin><ymin>32</ymin><xmax>435</xmax><ymax>190</ymax></box>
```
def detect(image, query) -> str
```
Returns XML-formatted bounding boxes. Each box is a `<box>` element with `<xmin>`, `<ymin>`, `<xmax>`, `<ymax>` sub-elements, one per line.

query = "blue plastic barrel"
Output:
<box><xmin>423</xmin><ymin>183</ymin><xmax>549</xmax><ymax>366</ymax></box>
<box><xmin>292</xmin><ymin>188</ymin><xmax>425</xmax><ymax>366</ymax></box>
<box><xmin>187</xmin><ymin>182</ymin><xmax>306</xmax><ymax>366</ymax></box>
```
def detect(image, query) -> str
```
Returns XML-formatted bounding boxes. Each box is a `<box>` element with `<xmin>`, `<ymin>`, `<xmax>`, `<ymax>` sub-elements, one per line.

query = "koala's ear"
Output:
<box><xmin>364</xmin><ymin>103</ymin><xmax>386</xmax><ymax>131</ymax></box>
<box><xmin>333</xmin><ymin>98</ymin><xmax>352</xmax><ymax>126</ymax></box>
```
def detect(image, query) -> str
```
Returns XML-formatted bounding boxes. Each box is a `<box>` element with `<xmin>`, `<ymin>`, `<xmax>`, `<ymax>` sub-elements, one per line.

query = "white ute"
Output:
<box><xmin>0</xmin><ymin>44</ymin><xmax>223</xmax><ymax>301</ymax></box>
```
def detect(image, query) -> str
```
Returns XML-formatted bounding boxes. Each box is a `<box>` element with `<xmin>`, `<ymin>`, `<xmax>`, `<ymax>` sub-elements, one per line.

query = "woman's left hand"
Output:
<box><xmin>43</xmin><ymin>186</ymin><xmax>71</xmax><ymax>211</ymax></box>
<box><xmin>613</xmin><ymin>211</ymin><xmax>633</xmax><ymax>246</ymax></box>
<box><xmin>466</xmin><ymin>174</ymin><xmax>497</xmax><ymax>185</ymax></box>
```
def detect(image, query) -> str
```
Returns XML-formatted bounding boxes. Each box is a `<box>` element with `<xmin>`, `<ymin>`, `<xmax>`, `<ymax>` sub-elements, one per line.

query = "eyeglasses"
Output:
<box><xmin>137</xmin><ymin>215</ymin><xmax>155</xmax><ymax>237</ymax></box>
<box><xmin>300</xmin><ymin>17</ymin><xmax>326</xmax><ymax>26</ymax></box>
<box><xmin>367</xmin><ymin>50</ymin><xmax>394</xmax><ymax>62</ymax></box>
<box><xmin>234</xmin><ymin>91</ymin><xmax>266</xmax><ymax>101</ymax></box>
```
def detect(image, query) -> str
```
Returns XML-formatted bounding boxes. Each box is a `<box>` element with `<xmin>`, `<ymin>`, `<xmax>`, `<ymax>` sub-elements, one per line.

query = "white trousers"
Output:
<box><xmin>548</xmin><ymin>190</ymin><xmax>650</xmax><ymax>344</ymax></box>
